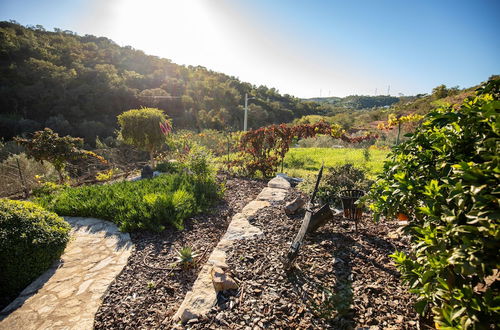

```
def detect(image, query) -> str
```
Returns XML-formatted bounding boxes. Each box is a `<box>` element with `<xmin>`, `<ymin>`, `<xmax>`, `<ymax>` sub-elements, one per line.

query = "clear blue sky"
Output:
<box><xmin>1</xmin><ymin>0</ymin><xmax>499</xmax><ymax>97</ymax></box>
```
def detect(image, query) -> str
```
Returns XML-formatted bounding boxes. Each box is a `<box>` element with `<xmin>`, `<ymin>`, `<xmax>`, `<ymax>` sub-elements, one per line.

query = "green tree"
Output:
<box><xmin>117</xmin><ymin>107</ymin><xmax>170</xmax><ymax>166</ymax></box>
<box><xmin>432</xmin><ymin>84</ymin><xmax>449</xmax><ymax>99</ymax></box>
<box><xmin>14</xmin><ymin>128</ymin><xmax>104</xmax><ymax>182</ymax></box>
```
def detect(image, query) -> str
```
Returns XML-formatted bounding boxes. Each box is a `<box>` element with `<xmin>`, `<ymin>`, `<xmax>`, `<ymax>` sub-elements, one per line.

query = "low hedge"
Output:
<box><xmin>36</xmin><ymin>172</ymin><xmax>221</xmax><ymax>232</ymax></box>
<box><xmin>0</xmin><ymin>199</ymin><xmax>71</xmax><ymax>298</ymax></box>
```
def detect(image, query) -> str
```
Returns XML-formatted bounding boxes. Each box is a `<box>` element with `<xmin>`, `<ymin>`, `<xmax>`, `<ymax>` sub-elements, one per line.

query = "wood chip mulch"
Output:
<box><xmin>188</xmin><ymin>189</ymin><xmax>421</xmax><ymax>330</ymax></box>
<box><xmin>93</xmin><ymin>176</ymin><xmax>266</xmax><ymax>329</ymax></box>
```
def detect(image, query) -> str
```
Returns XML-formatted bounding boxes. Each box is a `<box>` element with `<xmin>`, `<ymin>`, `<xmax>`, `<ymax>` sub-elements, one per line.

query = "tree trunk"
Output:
<box><xmin>149</xmin><ymin>150</ymin><xmax>155</xmax><ymax>168</ymax></box>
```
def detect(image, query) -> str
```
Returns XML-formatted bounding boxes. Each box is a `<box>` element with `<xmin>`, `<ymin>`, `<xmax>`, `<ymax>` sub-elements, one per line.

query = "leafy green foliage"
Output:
<box><xmin>37</xmin><ymin>171</ymin><xmax>221</xmax><ymax>232</ymax></box>
<box><xmin>155</xmin><ymin>161</ymin><xmax>181</xmax><ymax>174</ymax></box>
<box><xmin>117</xmin><ymin>108</ymin><xmax>169</xmax><ymax>166</ymax></box>
<box><xmin>14</xmin><ymin>128</ymin><xmax>106</xmax><ymax>182</ymax></box>
<box><xmin>309</xmin><ymin>95</ymin><xmax>400</xmax><ymax>109</ymax></box>
<box><xmin>368</xmin><ymin>78</ymin><xmax>500</xmax><ymax>328</ymax></box>
<box><xmin>301</xmin><ymin>163</ymin><xmax>373</xmax><ymax>208</ymax></box>
<box><xmin>231</xmin><ymin>122</ymin><xmax>378</xmax><ymax>177</ymax></box>
<box><xmin>31</xmin><ymin>181</ymin><xmax>68</xmax><ymax>197</ymax></box>
<box><xmin>175</xmin><ymin>246</ymin><xmax>198</xmax><ymax>267</ymax></box>
<box><xmin>0</xmin><ymin>199</ymin><xmax>71</xmax><ymax>298</ymax></box>
<box><xmin>0</xmin><ymin>22</ymin><xmax>337</xmax><ymax>141</ymax></box>
<box><xmin>231</xmin><ymin>122</ymin><xmax>342</xmax><ymax>177</ymax></box>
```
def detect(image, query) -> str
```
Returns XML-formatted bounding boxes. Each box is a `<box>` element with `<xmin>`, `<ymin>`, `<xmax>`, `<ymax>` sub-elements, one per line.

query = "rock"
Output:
<box><xmin>284</xmin><ymin>197</ymin><xmax>305</xmax><ymax>215</ymax></box>
<box><xmin>256</xmin><ymin>187</ymin><xmax>287</xmax><ymax>202</ymax></box>
<box><xmin>276</xmin><ymin>173</ymin><xmax>303</xmax><ymax>187</ymax></box>
<box><xmin>211</xmin><ymin>267</ymin><xmax>238</xmax><ymax>292</ymax></box>
<box><xmin>268</xmin><ymin>176</ymin><xmax>291</xmax><ymax>190</ymax></box>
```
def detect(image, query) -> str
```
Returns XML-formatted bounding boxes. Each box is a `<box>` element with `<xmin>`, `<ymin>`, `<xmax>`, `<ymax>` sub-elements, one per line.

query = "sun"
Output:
<box><xmin>109</xmin><ymin>0</ymin><xmax>221</xmax><ymax>65</ymax></box>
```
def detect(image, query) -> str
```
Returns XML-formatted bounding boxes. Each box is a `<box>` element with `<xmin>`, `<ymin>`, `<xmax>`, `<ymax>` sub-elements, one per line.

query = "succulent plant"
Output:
<box><xmin>175</xmin><ymin>246</ymin><xmax>198</xmax><ymax>266</ymax></box>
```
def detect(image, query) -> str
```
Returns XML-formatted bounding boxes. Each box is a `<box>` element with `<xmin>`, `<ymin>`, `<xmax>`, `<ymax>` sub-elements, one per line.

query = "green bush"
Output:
<box><xmin>155</xmin><ymin>161</ymin><xmax>181</xmax><ymax>174</ymax></box>
<box><xmin>300</xmin><ymin>163</ymin><xmax>373</xmax><ymax>208</ymax></box>
<box><xmin>367</xmin><ymin>78</ymin><xmax>500</xmax><ymax>328</ymax></box>
<box><xmin>37</xmin><ymin>172</ymin><xmax>221</xmax><ymax>232</ymax></box>
<box><xmin>0</xmin><ymin>199</ymin><xmax>71</xmax><ymax>298</ymax></box>
<box><xmin>31</xmin><ymin>181</ymin><xmax>68</xmax><ymax>197</ymax></box>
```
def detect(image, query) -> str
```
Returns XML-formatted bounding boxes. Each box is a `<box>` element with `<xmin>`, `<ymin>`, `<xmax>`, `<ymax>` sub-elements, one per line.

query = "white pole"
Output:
<box><xmin>244</xmin><ymin>93</ymin><xmax>248</xmax><ymax>132</ymax></box>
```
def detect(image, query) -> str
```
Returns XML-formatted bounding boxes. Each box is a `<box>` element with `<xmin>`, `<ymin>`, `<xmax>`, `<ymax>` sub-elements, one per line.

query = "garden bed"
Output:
<box><xmin>186</xmin><ymin>189</ymin><xmax>420</xmax><ymax>329</ymax></box>
<box><xmin>93</xmin><ymin>176</ymin><xmax>266</xmax><ymax>329</ymax></box>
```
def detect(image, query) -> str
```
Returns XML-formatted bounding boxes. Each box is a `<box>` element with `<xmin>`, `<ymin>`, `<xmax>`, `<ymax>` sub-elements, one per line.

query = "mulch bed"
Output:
<box><xmin>188</xmin><ymin>189</ymin><xmax>420</xmax><ymax>329</ymax></box>
<box><xmin>93</xmin><ymin>176</ymin><xmax>266</xmax><ymax>329</ymax></box>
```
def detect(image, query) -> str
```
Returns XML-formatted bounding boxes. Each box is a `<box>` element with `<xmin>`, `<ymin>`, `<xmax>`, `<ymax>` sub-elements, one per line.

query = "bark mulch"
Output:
<box><xmin>188</xmin><ymin>189</ymin><xmax>420</xmax><ymax>330</ymax></box>
<box><xmin>93</xmin><ymin>176</ymin><xmax>266</xmax><ymax>329</ymax></box>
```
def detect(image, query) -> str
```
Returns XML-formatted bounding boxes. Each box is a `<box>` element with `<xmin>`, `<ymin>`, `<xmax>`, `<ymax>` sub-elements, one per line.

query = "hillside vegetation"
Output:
<box><xmin>0</xmin><ymin>21</ymin><xmax>333</xmax><ymax>141</ymax></box>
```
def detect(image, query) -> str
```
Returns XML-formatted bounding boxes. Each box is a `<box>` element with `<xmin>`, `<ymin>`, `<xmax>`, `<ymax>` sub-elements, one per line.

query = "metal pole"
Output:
<box><xmin>244</xmin><ymin>93</ymin><xmax>248</xmax><ymax>132</ymax></box>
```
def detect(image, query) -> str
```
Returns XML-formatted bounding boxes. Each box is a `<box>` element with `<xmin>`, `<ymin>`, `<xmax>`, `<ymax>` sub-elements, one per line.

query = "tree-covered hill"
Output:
<box><xmin>307</xmin><ymin>95</ymin><xmax>401</xmax><ymax>109</ymax></box>
<box><xmin>0</xmin><ymin>21</ymin><xmax>333</xmax><ymax>142</ymax></box>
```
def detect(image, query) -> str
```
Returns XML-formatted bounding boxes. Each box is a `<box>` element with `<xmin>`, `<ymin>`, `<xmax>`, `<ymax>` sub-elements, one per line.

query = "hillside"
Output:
<box><xmin>0</xmin><ymin>22</ymin><xmax>333</xmax><ymax>142</ymax></box>
<box><xmin>307</xmin><ymin>95</ymin><xmax>401</xmax><ymax>109</ymax></box>
<box><xmin>307</xmin><ymin>82</ymin><xmax>483</xmax><ymax>131</ymax></box>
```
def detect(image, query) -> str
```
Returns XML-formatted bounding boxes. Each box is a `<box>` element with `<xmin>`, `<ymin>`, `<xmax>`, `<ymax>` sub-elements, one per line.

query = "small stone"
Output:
<box><xmin>284</xmin><ymin>197</ymin><xmax>305</xmax><ymax>215</ymax></box>
<box><xmin>211</xmin><ymin>266</ymin><xmax>239</xmax><ymax>292</ymax></box>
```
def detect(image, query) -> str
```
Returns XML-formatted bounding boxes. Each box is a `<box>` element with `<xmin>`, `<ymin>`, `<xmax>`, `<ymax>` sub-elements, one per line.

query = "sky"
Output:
<box><xmin>1</xmin><ymin>0</ymin><xmax>499</xmax><ymax>98</ymax></box>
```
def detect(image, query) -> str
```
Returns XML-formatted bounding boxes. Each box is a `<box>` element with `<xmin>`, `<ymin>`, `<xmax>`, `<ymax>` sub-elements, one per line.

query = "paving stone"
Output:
<box><xmin>267</xmin><ymin>176</ymin><xmax>291</xmax><ymax>190</ymax></box>
<box><xmin>256</xmin><ymin>187</ymin><xmax>288</xmax><ymax>202</ymax></box>
<box><xmin>0</xmin><ymin>217</ymin><xmax>133</xmax><ymax>330</ymax></box>
<box><xmin>241</xmin><ymin>200</ymin><xmax>270</xmax><ymax>217</ymax></box>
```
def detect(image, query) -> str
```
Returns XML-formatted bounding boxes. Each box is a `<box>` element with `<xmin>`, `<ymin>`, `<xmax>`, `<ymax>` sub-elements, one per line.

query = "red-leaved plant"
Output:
<box><xmin>230</xmin><ymin>122</ymin><xmax>377</xmax><ymax>177</ymax></box>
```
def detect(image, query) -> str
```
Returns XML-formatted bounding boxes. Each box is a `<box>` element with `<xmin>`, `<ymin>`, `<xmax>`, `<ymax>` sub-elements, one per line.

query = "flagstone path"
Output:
<box><xmin>0</xmin><ymin>217</ymin><xmax>134</xmax><ymax>330</ymax></box>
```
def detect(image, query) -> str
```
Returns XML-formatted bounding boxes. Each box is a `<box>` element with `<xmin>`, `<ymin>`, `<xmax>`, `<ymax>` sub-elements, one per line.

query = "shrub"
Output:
<box><xmin>155</xmin><ymin>161</ymin><xmax>181</xmax><ymax>174</ymax></box>
<box><xmin>31</xmin><ymin>181</ymin><xmax>68</xmax><ymax>197</ymax></box>
<box><xmin>0</xmin><ymin>199</ymin><xmax>71</xmax><ymax>298</ymax></box>
<box><xmin>37</xmin><ymin>172</ymin><xmax>221</xmax><ymax>232</ymax></box>
<box><xmin>232</xmin><ymin>122</ymin><xmax>342</xmax><ymax>177</ymax></box>
<box><xmin>15</xmin><ymin>128</ymin><xmax>106</xmax><ymax>182</ymax></box>
<box><xmin>117</xmin><ymin>107</ymin><xmax>170</xmax><ymax>167</ymax></box>
<box><xmin>170</xmin><ymin>129</ymin><xmax>235</xmax><ymax>156</ymax></box>
<box><xmin>159</xmin><ymin>140</ymin><xmax>216</xmax><ymax>179</ymax></box>
<box><xmin>301</xmin><ymin>163</ymin><xmax>373</xmax><ymax>208</ymax></box>
<box><xmin>367</xmin><ymin>78</ymin><xmax>500</xmax><ymax>328</ymax></box>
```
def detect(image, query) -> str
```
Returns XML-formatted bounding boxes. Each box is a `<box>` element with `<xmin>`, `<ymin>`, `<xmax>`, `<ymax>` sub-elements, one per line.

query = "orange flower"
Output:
<box><xmin>397</xmin><ymin>213</ymin><xmax>408</xmax><ymax>221</ymax></box>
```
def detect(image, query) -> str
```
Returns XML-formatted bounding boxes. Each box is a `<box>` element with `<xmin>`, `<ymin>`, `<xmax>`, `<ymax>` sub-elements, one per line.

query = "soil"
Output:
<box><xmin>93</xmin><ymin>176</ymin><xmax>266</xmax><ymax>329</ymax></box>
<box><xmin>187</xmin><ymin>189</ymin><xmax>421</xmax><ymax>329</ymax></box>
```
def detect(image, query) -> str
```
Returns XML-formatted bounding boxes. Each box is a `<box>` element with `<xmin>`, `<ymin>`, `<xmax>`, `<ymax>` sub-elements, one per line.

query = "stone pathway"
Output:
<box><xmin>0</xmin><ymin>217</ymin><xmax>133</xmax><ymax>330</ymax></box>
<box><xmin>172</xmin><ymin>176</ymin><xmax>291</xmax><ymax>323</ymax></box>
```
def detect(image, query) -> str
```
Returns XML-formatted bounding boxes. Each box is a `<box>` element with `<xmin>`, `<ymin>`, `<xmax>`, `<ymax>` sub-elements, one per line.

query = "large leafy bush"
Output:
<box><xmin>368</xmin><ymin>78</ymin><xmax>500</xmax><ymax>328</ymax></box>
<box><xmin>0</xmin><ymin>199</ymin><xmax>71</xmax><ymax>298</ymax></box>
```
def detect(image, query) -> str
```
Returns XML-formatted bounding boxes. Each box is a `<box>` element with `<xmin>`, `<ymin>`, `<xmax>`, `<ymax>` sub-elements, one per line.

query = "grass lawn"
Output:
<box><xmin>282</xmin><ymin>147</ymin><xmax>388</xmax><ymax>179</ymax></box>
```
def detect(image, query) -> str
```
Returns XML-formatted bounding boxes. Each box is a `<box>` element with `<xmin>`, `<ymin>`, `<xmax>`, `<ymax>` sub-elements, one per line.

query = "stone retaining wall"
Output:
<box><xmin>171</xmin><ymin>176</ymin><xmax>291</xmax><ymax>323</ymax></box>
